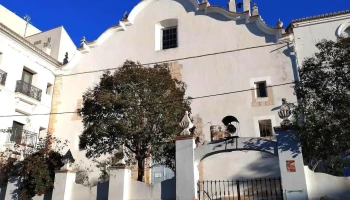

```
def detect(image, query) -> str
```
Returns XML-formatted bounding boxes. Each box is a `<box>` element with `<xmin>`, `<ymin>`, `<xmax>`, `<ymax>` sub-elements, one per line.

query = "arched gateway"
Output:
<box><xmin>175</xmin><ymin>105</ymin><xmax>309</xmax><ymax>200</ymax></box>
<box><xmin>193</xmin><ymin>137</ymin><xmax>282</xmax><ymax>200</ymax></box>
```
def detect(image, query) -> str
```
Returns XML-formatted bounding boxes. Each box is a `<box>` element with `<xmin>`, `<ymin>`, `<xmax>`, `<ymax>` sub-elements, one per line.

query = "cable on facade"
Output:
<box><xmin>0</xmin><ymin>81</ymin><xmax>296</xmax><ymax>118</ymax></box>
<box><xmin>58</xmin><ymin>42</ymin><xmax>289</xmax><ymax>77</ymax></box>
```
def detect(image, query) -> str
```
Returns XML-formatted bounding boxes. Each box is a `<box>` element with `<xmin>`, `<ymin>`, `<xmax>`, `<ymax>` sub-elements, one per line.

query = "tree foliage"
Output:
<box><xmin>293</xmin><ymin>36</ymin><xmax>350</xmax><ymax>175</ymax></box>
<box><xmin>0</xmin><ymin>134</ymin><xmax>68</xmax><ymax>199</ymax></box>
<box><xmin>79</xmin><ymin>60</ymin><xmax>190</xmax><ymax>181</ymax></box>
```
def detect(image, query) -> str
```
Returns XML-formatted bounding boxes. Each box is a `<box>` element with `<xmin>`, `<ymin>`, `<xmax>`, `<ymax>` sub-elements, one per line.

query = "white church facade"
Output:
<box><xmin>0</xmin><ymin>0</ymin><xmax>349</xmax><ymax>184</ymax></box>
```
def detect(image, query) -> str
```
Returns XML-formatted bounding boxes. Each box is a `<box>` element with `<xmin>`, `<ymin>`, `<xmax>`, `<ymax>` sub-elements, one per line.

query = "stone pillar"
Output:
<box><xmin>275</xmin><ymin>126</ymin><xmax>308</xmax><ymax>200</ymax></box>
<box><xmin>176</xmin><ymin>135</ymin><xmax>198</xmax><ymax>200</ymax></box>
<box><xmin>51</xmin><ymin>170</ymin><xmax>76</xmax><ymax>200</ymax></box>
<box><xmin>108</xmin><ymin>165</ymin><xmax>131</xmax><ymax>200</ymax></box>
<box><xmin>52</xmin><ymin>149</ymin><xmax>76</xmax><ymax>200</ymax></box>
<box><xmin>4</xmin><ymin>176</ymin><xmax>20</xmax><ymax>200</ymax></box>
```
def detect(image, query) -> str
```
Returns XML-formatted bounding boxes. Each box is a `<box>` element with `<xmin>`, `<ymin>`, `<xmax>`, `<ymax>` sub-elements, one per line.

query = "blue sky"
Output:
<box><xmin>1</xmin><ymin>0</ymin><xmax>349</xmax><ymax>46</ymax></box>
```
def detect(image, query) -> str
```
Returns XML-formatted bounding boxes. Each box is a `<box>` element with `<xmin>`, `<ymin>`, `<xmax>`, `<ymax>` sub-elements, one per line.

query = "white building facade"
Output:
<box><xmin>52</xmin><ymin>0</ymin><xmax>296</xmax><ymax>182</ymax></box>
<box><xmin>0</xmin><ymin>5</ymin><xmax>76</xmax><ymax>156</ymax></box>
<box><xmin>0</xmin><ymin>0</ymin><xmax>349</xmax><ymax>185</ymax></box>
<box><xmin>287</xmin><ymin>10</ymin><xmax>350</xmax><ymax>69</ymax></box>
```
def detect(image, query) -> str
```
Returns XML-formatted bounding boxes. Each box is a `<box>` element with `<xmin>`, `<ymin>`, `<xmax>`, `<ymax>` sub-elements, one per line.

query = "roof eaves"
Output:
<box><xmin>291</xmin><ymin>10</ymin><xmax>350</xmax><ymax>23</ymax></box>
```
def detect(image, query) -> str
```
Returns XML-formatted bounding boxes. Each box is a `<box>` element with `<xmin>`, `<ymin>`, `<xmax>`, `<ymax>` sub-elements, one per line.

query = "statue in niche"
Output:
<box><xmin>63</xmin><ymin>52</ymin><xmax>69</xmax><ymax>64</ymax></box>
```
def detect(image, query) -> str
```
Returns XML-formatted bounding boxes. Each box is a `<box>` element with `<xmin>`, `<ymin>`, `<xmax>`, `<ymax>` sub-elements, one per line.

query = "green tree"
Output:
<box><xmin>79</xmin><ymin>60</ymin><xmax>190</xmax><ymax>181</ymax></box>
<box><xmin>293</xmin><ymin>36</ymin><xmax>350</xmax><ymax>175</ymax></box>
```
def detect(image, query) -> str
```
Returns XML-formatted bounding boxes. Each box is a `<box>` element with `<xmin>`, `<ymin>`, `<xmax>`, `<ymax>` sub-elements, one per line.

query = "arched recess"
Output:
<box><xmin>194</xmin><ymin>137</ymin><xmax>277</xmax><ymax>165</ymax></box>
<box><xmin>337</xmin><ymin>21</ymin><xmax>350</xmax><ymax>37</ymax></box>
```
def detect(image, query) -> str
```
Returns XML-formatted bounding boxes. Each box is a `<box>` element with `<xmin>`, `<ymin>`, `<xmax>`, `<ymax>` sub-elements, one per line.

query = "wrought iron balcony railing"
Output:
<box><xmin>0</xmin><ymin>69</ymin><xmax>7</xmax><ymax>85</ymax></box>
<box><xmin>1</xmin><ymin>128</ymin><xmax>38</xmax><ymax>147</ymax></box>
<box><xmin>15</xmin><ymin>80</ymin><xmax>42</xmax><ymax>101</ymax></box>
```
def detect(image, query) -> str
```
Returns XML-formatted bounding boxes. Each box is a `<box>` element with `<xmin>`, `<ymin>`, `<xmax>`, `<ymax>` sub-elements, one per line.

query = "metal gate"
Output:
<box><xmin>198</xmin><ymin>178</ymin><xmax>283</xmax><ymax>200</ymax></box>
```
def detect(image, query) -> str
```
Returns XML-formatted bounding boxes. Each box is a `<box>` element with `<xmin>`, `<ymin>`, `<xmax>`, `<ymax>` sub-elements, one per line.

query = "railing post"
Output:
<box><xmin>236</xmin><ymin>180</ymin><xmax>241</xmax><ymax>200</ymax></box>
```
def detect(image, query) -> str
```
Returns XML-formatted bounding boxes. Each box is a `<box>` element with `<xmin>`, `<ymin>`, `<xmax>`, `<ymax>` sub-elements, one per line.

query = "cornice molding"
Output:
<box><xmin>205</xmin><ymin>6</ymin><xmax>249</xmax><ymax>21</ymax></box>
<box><xmin>0</xmin><ymin>22</ymin><xmax>62</xmax><ymax>67</ymax></box>
<box><xmin>287</xmin><ymin>13</ymin><xmax>350</xmax><ymax>31</ymax></box>
<box><xmin>249</xmin><ymin>15</ymin><xmax>281</xmax><ymax>36</ymax></box>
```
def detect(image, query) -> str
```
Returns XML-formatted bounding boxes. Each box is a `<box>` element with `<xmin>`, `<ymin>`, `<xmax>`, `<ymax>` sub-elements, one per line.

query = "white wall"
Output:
<box><xmin>305</xmin><ymin>167</ymin><xmax>350</xmax><ymax>200</ymax></box>
<box><xmin>292</xmin><ymin>14</ymin><xmax>350</xmax><ymax>66</ymax></box>
<box><xmin>70</xmin><ymin>182</ymin><xmax>109</xmax><ymax>200</ymax></box>
<box><xmin>128</xmin><ymin>179</ymin><xmax>175</xmax><ymax>200</ymax></box>
<box><xmin>26</xmin><ymin>26</ymin><xmax>77</xmax><ymax>63</ymax></box>
<box><xmin>0</xmin><ymin>5</ymin><xmax>41</xmax><ymax>37</ymax></box>
<box><xmin>203</xmin><ymin>151</ymin><xmax>280</xmax><ymax>181</ymax></box>
<box><xmin>0</xmin><ymin>25</ymin><xmax>57</xmax><ymax>148</ymax></box>
<box><xmin>54</xmin><ymin>0</ymin><xmax>297</xmax><ymax>181</ymax></box>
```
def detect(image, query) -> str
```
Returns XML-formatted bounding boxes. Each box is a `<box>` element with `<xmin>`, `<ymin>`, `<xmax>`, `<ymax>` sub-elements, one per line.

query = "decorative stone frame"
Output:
<box><xmin>250</xmin><ymin>76</ymin><xmax>274</xmax><ymax>107</ymax></box>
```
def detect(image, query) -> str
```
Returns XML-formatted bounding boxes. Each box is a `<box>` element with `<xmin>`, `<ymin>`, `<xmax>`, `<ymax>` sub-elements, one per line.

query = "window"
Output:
<box><xmin>39</xmin><ymin>127</ymin><xmax>46</xmax><ymax>138</ymax></box>
<box><xmin>21</xmin><ymin>69</ymin><xmax>33</xmax><ymax>84</ymax></box>
<box><xmin>258</xmin><ymin>119</ymin><xmax>273</xmax><ymax>137</ymax></box>
<box><xmin>11</xmin><ymin>121</ymin><xmax>24</xmax><ymax>144</ymax></box>
<box><xmin>255</xmin><ymin>81</ymin><xmax>267</xmax><ymax>98</ymax></box>
<box><xmin>46</xmin><ymin>83</ymin><xmax>53</xmax><ymax>95</ymax></box>
<box><xmin>162</xmin><ymin>26</ymin><xmax>177</xmax><ymax>50</ymax></box>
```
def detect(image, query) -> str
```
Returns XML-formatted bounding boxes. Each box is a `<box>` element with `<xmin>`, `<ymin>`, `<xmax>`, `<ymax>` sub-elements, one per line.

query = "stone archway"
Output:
<box><xmin>194</xmin><ymin>137</ymin><xmax>280</xmax><ymax>200</ymax></box>
<box><xmin>175</xmin><ymin>132</ymin><xmax>309</xmax><ymax>200</ymax></box>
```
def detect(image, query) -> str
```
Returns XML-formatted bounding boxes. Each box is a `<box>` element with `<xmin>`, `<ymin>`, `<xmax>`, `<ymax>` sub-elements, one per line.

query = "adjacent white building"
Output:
<box><xmin>0</xmin><ymin>5</ymin><xmax>76</xmax><ymax>155</ymax></box>
<box><xmin>0</xmin><ymin>0</ymin><xmax>349</xmax><ymax>185</ymax></box>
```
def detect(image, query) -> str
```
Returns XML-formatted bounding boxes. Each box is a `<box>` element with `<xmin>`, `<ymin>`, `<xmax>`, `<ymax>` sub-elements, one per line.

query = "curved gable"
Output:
<box><xmin>79</xmin><ymin>0</ymin><xmax>284</xmax><ymax>50</ymax></box>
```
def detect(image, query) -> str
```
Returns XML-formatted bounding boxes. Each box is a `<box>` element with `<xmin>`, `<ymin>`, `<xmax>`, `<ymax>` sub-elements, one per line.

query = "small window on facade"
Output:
<box><xmin>162</xmin><ymin>26</ymin><xmax>177</xmax><ymax>50</ymax></box>
<box><xmin>21</xmin><ymin>69</ymin><xmax>34</xmax><ymax>84</ymax></box>
<box><xmin>256</xmin><ymin>81</ymin><xmax>268</xmax><ymax>98</ymax></box>
<box><xmin>11</xmin><ymin>121</ymin><xmax>24</xmax><ymax>144</ymax></box>
<box><xmin>259</xmin><ymin>119</ymin><xmax>273</xmax><ymax>137</ymax></box>
<box><xmin>46</xmin><ymin>83</ymin><xmax>53</xmax><ymax>95</ymax></box>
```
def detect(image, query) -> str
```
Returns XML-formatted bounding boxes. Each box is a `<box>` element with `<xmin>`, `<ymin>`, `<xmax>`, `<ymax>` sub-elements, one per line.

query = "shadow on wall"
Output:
<box><xmin>245</xmin><ymin>23</ymin><xmax>276</xmax><ymax>43</ymax></box>
<box><xmin>128</xmin><ymin>178</ymin><xmax>176</xmax><ymax>200</ymax></box>
<box><xmin>233</xmin><ymin>152</ymin><xmax>281</xmax><ymax>180</ymax></box>
<box><xmin>173</xmin><ymin>0</ymin><xmax>197</xmax><ymax>13</ymax></box>
<box><xmin>70</xmin><ymin>181</ymin><xmax>109</xmax><ymax>200</ymax></box>
<box><xmin>195</xmin><ymin>10</ymin><xmax>277</xmax><ymax>44</ymax></box>
<box><xmin>0</xmin><ymin>186</ymin><xmax>6</xmax><ymax>200</ymax></box>
<box><xmin>283</xmin><ymin>45</ymin><xmax>300</xmax><ymax>83</ymax></box>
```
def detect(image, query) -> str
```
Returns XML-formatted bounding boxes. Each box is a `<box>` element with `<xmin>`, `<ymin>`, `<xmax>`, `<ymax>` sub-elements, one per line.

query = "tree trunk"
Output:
<box><xmin>137</xmin><ymin>158</ymin><xmax>145</xmax><ymax>182</ymax></box>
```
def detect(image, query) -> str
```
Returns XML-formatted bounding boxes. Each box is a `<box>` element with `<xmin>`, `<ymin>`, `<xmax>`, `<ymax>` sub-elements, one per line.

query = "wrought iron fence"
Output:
<box><xmin>0</xmin><ymin>128</ymin><xmax>38</xmax><ymax>147</ymax></box>
<box><xmin>0</xmin><ymin>69</ymin><xmax>7</xmax><ymax>85</ymax></box>
<box><xmin>198</xmin><ymin>178</ymin><xmax>283</xmax><ymax>200</ymax></box>
<box><xmin>15</xmin><ymin>80</ymin><xmax>42</xmax><ymax>101</ymax></box>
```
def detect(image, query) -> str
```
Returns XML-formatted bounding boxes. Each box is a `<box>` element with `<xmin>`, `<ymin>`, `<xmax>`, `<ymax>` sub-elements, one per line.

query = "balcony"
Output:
<box><xmin>0</xmin><ymin>69</ymin><xmax>7</xmax><ymax>86</ymax></box>
<box><xmin>1</xmin><ymin>128</ymin><xmax>38</xmax><ymax>147</ymax></box>
<box><xmin>15</xmin><ymin>80</ymin><xmax>42</xmax><ymax>101</ymax></box>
